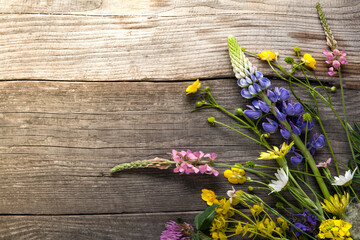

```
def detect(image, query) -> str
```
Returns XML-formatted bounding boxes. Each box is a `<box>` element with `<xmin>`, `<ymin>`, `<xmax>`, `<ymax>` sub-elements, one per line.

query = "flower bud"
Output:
<box><xmin>331</xmin><ymin>86</ymin><xmax>336</xmax><ymax>92</ymax></box>
<box><xmin>263</xmin><ymin>133</ymin><xmax>271</xmax><ymax>138</ymax></box>
<box><xmin>246</xmin><ymin>161</ymin><xmax>255</xmax><ymax>168</ymax></box>
<box><xmin>208</xmin><ymin>117</ymin><xmax>215</xmax><ymax>125</ymax></box>
<box><xmin>303</xmin><ymin>113</ymin><xmax>312</xmax><ymax>121</ymax></box>
<box><xmin>294</xmin><ymin>46</ymin><xmax>301</xmax><ymax>53</ymax></box>
<box><xmin>284</xmin><ymin>57</ymin><xmax>294</xmax><ymax>64</ymax></box>
<box><xmin>195</xmin><ymin>101</ymin><xmax>203</xmax><ymax>107</ymax></box>
<box><xmin>236</xmin><ymin>108</ymin><xmax>243</xmax><ymax>116</ymax></box>
<box><xmin>275</xmin><ymin>202</ymin><xmax>284</xmax><ymax>209</ymax></box>
<box><xmin>205</xmin><ymin>86</ymin><xmax>210</xmax><ymax>92</ymax></box>
<box><xmin>248</xmin><ymin>186</ymin><xmax>254</xmax><ymax>192</ymax></box>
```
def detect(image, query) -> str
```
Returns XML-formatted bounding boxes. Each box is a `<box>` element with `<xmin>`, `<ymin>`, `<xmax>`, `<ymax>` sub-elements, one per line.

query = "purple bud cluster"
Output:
<box><xmin>237</xmin><ymin>68</ymin><xmax>272</xmax><ymax>99</ymax></box>
<box><xmin>290</xmin><ymin>209</ymin><xmax>318</xmax><ymax>237</ymax></box>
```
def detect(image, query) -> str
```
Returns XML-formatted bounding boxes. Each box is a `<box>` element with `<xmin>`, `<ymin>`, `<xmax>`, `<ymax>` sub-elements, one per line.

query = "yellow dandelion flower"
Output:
<box><xmin>318</xmin><ymin>218</ymin><xmax>352</xmax><ymax>240</ymax></box>
<box><xmin>224</xmin><ymin>168</ymin><xmax>246</xmax><ymax>184</ymax></box>
<box><xmin>301</xmin><ymin>53</ymin><xmax>316</xmax><ymax>69</ymax></box>
<box><xmin>186</xmin><ymin>79</ymin><xmax>201</xmax><ymax>95</ymax></box>
<box><xmin>257</xmin><ymin>51</ymin><xmax>277</xmax><ymax>61</ymax></box>
<box><xmin>258</xmin><ymin>142</ymin><xmax>294</xmax><ymax>160</ymax></box>
<box><xmin>321</xmin><ymin>193</ymin><xmax>349</xmax><ymax>218</ymax></box>
<box><xmin>201</xmin><ymin>189</ymin><xmax>218</xmax><ymax>206</ymax></box>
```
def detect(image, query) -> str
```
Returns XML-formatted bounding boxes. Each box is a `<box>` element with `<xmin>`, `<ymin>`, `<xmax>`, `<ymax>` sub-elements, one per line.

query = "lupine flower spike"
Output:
<box><xmin>317</xmin><ymin>3</ymin><xmax>348</xmax><ymax>75</ymax></box>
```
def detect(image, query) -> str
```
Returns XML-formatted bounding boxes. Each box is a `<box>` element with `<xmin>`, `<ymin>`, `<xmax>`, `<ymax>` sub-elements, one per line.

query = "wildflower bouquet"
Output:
<box><xmin>111</xmin><ymin>3</ymin><xmax>360</xmax><ymax>239</ymax></box>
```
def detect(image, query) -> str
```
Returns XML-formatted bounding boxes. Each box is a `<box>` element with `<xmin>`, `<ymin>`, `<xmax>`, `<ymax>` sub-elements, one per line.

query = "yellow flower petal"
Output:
<box><xmin>186</xmin><ymin>79</ymin><xmax>201</xmax><ymax>95</ymax></box>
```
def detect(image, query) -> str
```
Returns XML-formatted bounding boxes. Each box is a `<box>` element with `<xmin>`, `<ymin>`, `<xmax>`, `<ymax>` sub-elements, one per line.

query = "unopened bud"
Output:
<box><xmin>248</xmin><ymin>186</ymin><xmax>254</xmax><ymax>192</ymax></box>
<box><xmin>208</xmin><ymin>117</ymin><xmax>215</xmax><ymax>125</ymax></box>
<box><xmin>294</xmin><ymin>46</ymin><xmax>301</xmax><ymax>53</ymax></box>
<box><xmin>195</xmin><ymin>101</ymin><xmax>203</xmax><ymax>107</ymax></box>
<box><xmin>303</xmin><ymin>113</ymin><xmax>312</xmax><ymax>121</ymax></box>
<box><xmin>331</xmin><ymin>86</ymin><xmax>336</xmax><ymax>92</ymax></box>
<box><xmin>246</xmin><ymin>161</ymin><xmax>255</xmax><ymax>168</ymax></box>
<box><xmin>236</xmin><ymin>108</ymin><xmax>243</xmax><ymax>116</ymax></box>
<box><xmin>263</xmin><ymin>133</ymin><xmax>270</xmax><ymax>138</ymax></box>
<box><xmin>284</xmin><ymin>57</ymin><xmax>294</xmax><ymax>64</ymax></box>
<box><xmin>275</xmin><ymin>202</ymin><xmax>284</xmax><ymax>209</ymax></box>
<box><xmin>205</xmin><ymin>86</ymin><xmax>210</xmax><ymax>92</ymax></box>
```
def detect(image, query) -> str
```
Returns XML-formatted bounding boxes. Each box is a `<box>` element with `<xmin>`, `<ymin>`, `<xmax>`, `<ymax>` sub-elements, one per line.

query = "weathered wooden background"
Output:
<box><xmin>0</xmin><ymin>0</ymin><xmax>359</xmax><ymax>239</ymax></box>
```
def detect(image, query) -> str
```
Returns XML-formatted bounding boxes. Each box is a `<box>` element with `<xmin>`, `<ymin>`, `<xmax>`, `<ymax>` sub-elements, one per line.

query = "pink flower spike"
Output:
<box><xmin>333</xmin><ymin>49</ymin><xmax>340</xmax><ymax>56</ymax></box>
<box><xmin>179</xmin><ymin>150</ymin><xmax>187</xmax><ymax>158</ymax></box>
<box><xmin>328</xmin><ymin>67</ymin><xmax>336</xmax><ymax>76</ymax></box>
<box><xmin>199</xmin><ymin>164</ymin><xmax>211</xmax><ymax>174</ymax></box>
<box><xmin>194</xmin><ymin>151</ymin><xmax>204</xmax><ymax>159</ymax></box>
<box><xmin>317</xmin><ymin>158</ymin><xmax>332</xmax><ymax>168</ymax></box>
<box><xmin>339</xmin><ymin>56</ymin><xmax>348</xmax><ymax>65</ymax></box>
<box><xmin>204</xmin><ymin>153</ymin><xmax>217</xmax><ymax>161</ymax></box>
<box><xmin>323</xmin><ymin>49</ymin><xmax>333</xmax><ymax>58</ymax></box>
<box><xmin>341</xmin><ymin>50</ymin><xmax>347</xmax><ymax>56</ymax></box>
<box><xmin>332</xmin><ymin>60</ymin><xmax>340</xmax><ymax>69</ymax></box>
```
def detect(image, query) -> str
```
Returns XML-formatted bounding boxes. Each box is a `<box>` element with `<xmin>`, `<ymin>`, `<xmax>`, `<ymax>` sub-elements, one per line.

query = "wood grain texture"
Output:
<box><xmin>0</xmin><ymin>212</ymin><xmax>198</xmax><ymax>240</ymax></box>
<box><xmin>0</xmin><ymin>0</ymin><xmax>359</xmax><ymax>86</ymax></box>
<box><xmin>0</xmin><ymin>79</ymin><xmax>357</xmax><ymax>216</ymax></box>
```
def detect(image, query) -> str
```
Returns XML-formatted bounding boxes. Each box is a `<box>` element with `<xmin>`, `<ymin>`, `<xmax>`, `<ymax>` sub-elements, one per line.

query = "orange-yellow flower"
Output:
<box><xmin>186</xmin><ymin>79</ymin><xmax>201</xmax><ymax>95</ymax></box>
<box><xmin>257</xmin><ymin>51</ymin><xmax>277</xmax><ymax>61</ymax></box>
<box><xmin>302</xmin><ymin>53</ymin><xmax>316</xmax><ymax>69</ymax></box>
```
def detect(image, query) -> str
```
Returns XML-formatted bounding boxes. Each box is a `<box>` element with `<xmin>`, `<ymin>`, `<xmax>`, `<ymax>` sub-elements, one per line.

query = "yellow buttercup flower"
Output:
<box><xmin>258</xmin><ymin>142</ymin><xmax>294</xmax><ymax>160</ymax></box>
<box><xmin>257</xmin><ymin>51</ymin><xmax>277</xmax><ymax>61</ymax></box>
<box><xmin>224</xmin><ymin>168</ymin><xmax>246</xmax><ymax>184</ymax></box>
<box><xmin>302</xmin><ymin>53</ymin><xmax>316</xmax><ymax>69</ymax></box>
<box><xmin>321</xmin><ymin>193</ymin><xmax>349</xmax><ymax>218</ymax></box>
<box><xmin>186</xmin><ymin>79</ymin><xmax>201</xmax><ymax>95</ymax></box>
<box><xmin>318</xmin><ymin>218</ymin><xmax>352</xmax><ymax>240</ymax></box>
<box><xmin>201</xmin><ymin>189</ymin><xmax>218</xmax><ymax>206</ymax></box>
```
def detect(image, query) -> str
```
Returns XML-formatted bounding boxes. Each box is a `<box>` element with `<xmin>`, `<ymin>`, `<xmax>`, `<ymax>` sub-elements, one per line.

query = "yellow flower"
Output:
<box><xmin>235</xmin><ymin>222</ymin><xmax>249</xmax><ymax>236</ymax></box>
<box><xmin>257</xmin><ymin>51</ymin><xmax>277</xmax><ymax>61</ymax></box>
<box><xmin>224</xmin><ymin>168</ymin><xmax>246</xmax><ymax>184</ymax></box>
<box><xmin>211</xmin><ymin>230</ymin><xmax>227</xmax><ymax>240</ymax></box>
<box><xmin>201</xmin><ymin>189</ymin><xmax>218</xmax><ymax>206</ymax></box>
<box><xmin>318</xmin><ymin>218</ymin><xmax>352</xmax><ymax>240</ymax></box>
<box><xmin>301</xmin><ymin>53</ymin><xmax>316</xmax><ymax>69</ymax></box>
<box><xmin>321</xmin><ymin>193</ymin><xmax>349</xmax><ymax>218</ymax></box>
<box><xmin>277</xmin><ymin>217</ymin><xmax>289</xmax><ymax>231</ymax></box>
<box><xmin>186</xmin><ymin>79</ymin><xmax>201</xmax><ymax>95</ymax></box>
<box><xmin>258</xmin><ymin>142</ymin><xmax>294</xmax><ymax>160</ymax></box>
<box><xmin>250</xmin><ymin>204</ymin><xmax>264</xmax><ymax>216</ymax></box>
<box><xmin>215</xmin><ymin>199</ymin><xmax>234</xmax><ymax>218</ymax></box>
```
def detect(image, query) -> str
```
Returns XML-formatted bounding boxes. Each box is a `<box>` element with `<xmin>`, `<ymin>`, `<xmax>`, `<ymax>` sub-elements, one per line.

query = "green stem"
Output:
<box><xmin>260</xmin><ymin>91</ymin><xmax>330</xmax><ymax>200</ymax></box>
<box><xmin>214</xmin><ymin>120</ymin><xmax>263</xmax><ymax>146</ymax></box>
<box><xmin>339</xmin><ymin>70</ymin><xmax>356</xmax><ymax>161</ymax></box>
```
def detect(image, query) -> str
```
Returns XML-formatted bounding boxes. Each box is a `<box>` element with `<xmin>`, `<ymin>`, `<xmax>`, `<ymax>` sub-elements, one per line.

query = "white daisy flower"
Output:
<box><xmin>332</xmin><ymin>167</ymin><xmax>357</xmax><ymax>186</ymax></box>
<box><xmin>268</xmin><ymin>167</ymin><xmax>289</xmax><ymax>194</ymax></box>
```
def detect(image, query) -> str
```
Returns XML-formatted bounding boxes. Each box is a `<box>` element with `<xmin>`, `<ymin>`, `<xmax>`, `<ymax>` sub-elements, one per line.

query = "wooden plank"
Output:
<box><xmin>0</xmin><ymin>79</ymin><xmax>357</xmax><ymax>214</ymax></box>
<box><xmin>0</xmin><ymin>212</ymin><xmax>197</xmax><ymax>240</ymax></box>
<box><xmin>0</xmin><ymin>1</ymin><xmax>358</xmax><ymax>85</ymax></box>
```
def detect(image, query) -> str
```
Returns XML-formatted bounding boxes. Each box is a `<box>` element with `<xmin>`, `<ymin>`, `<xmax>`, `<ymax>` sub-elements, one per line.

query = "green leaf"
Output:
<box><xmin>194</xmin><ymin>204</ymin><xmax>218</xmax><ymax>231</ymax></box>
<box><xmin>196</xmin><ymin>231</ymin><xmax>212</xmax><ymax>240</ymax></box>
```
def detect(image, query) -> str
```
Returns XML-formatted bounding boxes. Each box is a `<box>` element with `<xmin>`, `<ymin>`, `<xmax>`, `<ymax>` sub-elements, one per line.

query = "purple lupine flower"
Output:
<box><xmin>262</xmin><ymin>118</ymin><xmax>279</xmax><ymax>133</ymax></box>
<box><xmin>274</xmin><ymin>87</ymin><xmax>290</xmax><ymax>101</ymax></box>
<box><xmin>291</xmin><ymin>209</ymin><xmax>318</xmax><ymax>237</ymax></box>
<box><xmin>289</xmin><ymin>121</ymin><xmax>301</xmax><ymax>136</ymax></box>
<box><xmin>290</xmin><ymin>152</ymin><xmax>303</xmax><ymax>166</ymax></box>
<box><xmin>244</xmin><ymin>100</ymin><xmax>270</xmax><ymax>119</ymax></box>
<box><xmin>161</xmin><ymin>220</ymin><xmax>193</xmax><ymax>240</ymax></box>
<box><xmin>306</xmin><ymin>133</ymin><xmax>326</xmax><ymax>155</ymax></box>
<box><xmin>280</xmin><ymin>126</ymin><xmax>291</xmax><ymax>139</ymax></box>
